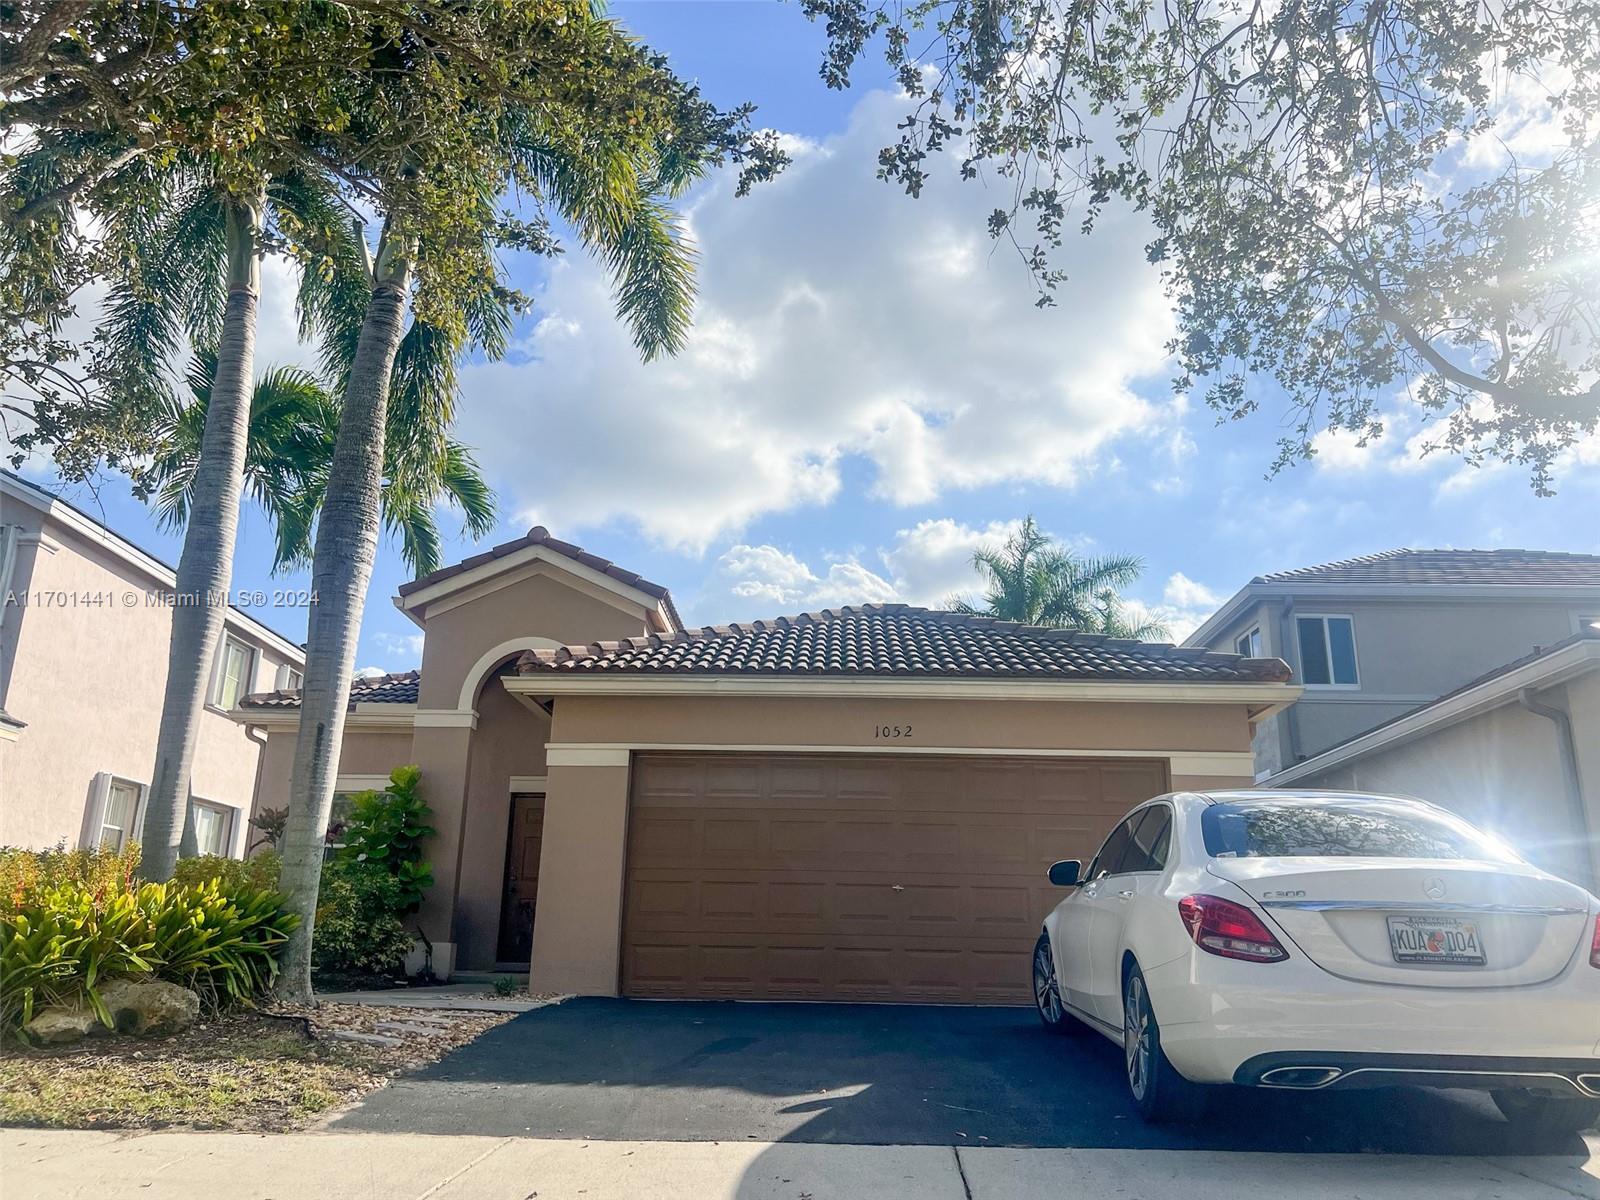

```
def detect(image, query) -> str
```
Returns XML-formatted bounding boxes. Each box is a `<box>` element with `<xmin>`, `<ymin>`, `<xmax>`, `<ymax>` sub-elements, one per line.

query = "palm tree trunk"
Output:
<box><xmin>274</xmin><ymin>225</ymin><xmax>414</xmax><ymax>1002</ymax></box>
<box><xmin>140</xmin><ymin>190</ymin><xmax>263</xmax><ymax>881</ymax></box>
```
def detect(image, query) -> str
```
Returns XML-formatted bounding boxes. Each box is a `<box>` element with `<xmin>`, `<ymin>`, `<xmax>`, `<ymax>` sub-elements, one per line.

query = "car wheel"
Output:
<box><xmin>1032</xmin><ymin>933</ymin><xmax>1085</xmax><ymax>1036</ymax></box>
<box><xmin>1122</xmin><ymin>962</ymin><xmax>1205</xmax><ymax>1123</ymax></box>
<box><xmin>1492</xmin><ymin>1090</ymin><xmax>1600</xmax><ymax>1140</ymax></box>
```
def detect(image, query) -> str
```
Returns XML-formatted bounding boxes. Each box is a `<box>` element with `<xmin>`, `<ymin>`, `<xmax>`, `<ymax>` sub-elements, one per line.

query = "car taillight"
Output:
<box><xmin>1590</xmin><ymin>915</ymin><xmax>1600</xmax><ymax>969</ymax></box>
<box><xmin>1178</xmin><ymin>895</ymin><xmax>1289</xmax><ymax>963</ymax></box>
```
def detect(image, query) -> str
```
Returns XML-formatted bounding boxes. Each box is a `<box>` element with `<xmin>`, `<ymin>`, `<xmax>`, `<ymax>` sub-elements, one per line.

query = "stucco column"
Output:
<box><xmin>529</xmin><ymin>754</ymin><xmax>631</xmax><ymax>996</ymax></box>
<box><xmin>412</xmin><ymin>719</ymin><xmax>476</xmax><ymax>978</ymax></box>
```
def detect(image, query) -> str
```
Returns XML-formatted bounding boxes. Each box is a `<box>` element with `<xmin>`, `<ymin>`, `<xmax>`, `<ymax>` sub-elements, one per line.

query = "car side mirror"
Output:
<box><xmin>1048</xmin><ymin>859</ymin><xmax>1082</xmax><ymax>887</ymax></box>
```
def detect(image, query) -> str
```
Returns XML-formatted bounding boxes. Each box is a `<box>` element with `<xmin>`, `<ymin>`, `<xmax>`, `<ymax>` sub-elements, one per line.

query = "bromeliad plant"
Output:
<box><xmin>340</xmin><ymin>766</ymin><xmax>436</xmax><ymax>913</ymax></box>
<box><xmin>0</xmin><ymin>846</ymin><xmax>297</xmax><ymax>1033</ymax></box>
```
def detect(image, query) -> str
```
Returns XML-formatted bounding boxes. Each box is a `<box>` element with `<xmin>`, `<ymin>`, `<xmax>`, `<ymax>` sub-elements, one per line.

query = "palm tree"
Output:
<box><xmin>271</xmin><ymin>126</ymin><xmax>715</xmax><ymax>1000</ymax></box>
<box><xmin>950</xmin><ymin>516</ymin><xmax>1170</xmax><ymax>640</ymax></box>
<box><xmin>84</xmin><ymin>161</ymin><xmax>363</xmax><ymax>881</ymax></box>
<box><xmin>146</xmin><ymin>352</ymin><xmax>496</xmax><ymax>578</ymax></box>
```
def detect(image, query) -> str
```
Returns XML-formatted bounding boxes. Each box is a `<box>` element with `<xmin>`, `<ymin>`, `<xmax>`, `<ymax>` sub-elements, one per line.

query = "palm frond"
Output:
<box><xmin>953</xmin><ymin>514</ymin><xmax>1156</xmax><ymax>634</ymax></box>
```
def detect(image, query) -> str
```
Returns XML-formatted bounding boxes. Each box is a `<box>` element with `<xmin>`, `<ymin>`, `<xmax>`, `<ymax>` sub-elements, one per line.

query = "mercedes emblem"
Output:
<box><xmin>1423</xmin><ymin>877</ymin><xmax>1447</xmax><ymax>900</ymax></box>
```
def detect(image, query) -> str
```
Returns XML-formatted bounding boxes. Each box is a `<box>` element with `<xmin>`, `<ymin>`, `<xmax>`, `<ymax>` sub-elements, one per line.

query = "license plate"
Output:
<box><xmin>1387</xmin><ymin>915</ymin><xmax>1486</xmax><ymax>966</ymax></box>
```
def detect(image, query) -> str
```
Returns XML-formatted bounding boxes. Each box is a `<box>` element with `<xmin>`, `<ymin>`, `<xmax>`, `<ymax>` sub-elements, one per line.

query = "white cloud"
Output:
<box><xmin>455</xmin><ymin>87</ymin><xmax>1174</xmax><ymax>553</ymax></box>
<box><xmin>354</xmin><ymin>665</ymin><xmax>390</xmax><ymax>679</ymax></box>
<box><xmin>881</xmin><ymin>517</ymin><xmax>1021</xmax><ymax>608</ymax></box>
<box><xmin>1162</xmin><ymin>571</ymin><xmax>1222</xmax><ymax>610</ymax></box>
<box><xmin>1129</xmin><ymin>570</ymin><xmax>1229</xmax><ymax>642</ymax></box>
<box><xmin>713</xmin><ymin>543</ymin><xmax>898</xmax><ymax>615</ymax></box>
<box><xmin>695</xmin><ymin>517</ymin><xmax>1033</xmax><ymax>622</ymax></box>
<box><xmin>366</xmin><ymin>631</ymin><xmax>425</xmax><ymax>671</ymax></box>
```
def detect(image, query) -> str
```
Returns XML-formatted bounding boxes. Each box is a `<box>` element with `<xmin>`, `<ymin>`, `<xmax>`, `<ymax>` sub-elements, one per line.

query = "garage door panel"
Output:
<box><xmin>623</xmin><ymin>752</ymin><xmax>1168</xmax><ymax>1004</ymax></box>
<box><xmin>702</xmin><ymin>817</ymin><xmax>762</xmax><ymax>856</ymax></box>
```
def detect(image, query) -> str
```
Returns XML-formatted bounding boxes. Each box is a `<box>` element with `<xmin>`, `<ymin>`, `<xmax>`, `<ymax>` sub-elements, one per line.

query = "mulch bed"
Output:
<box><xmin>0</xmin><ymin>1002</ymin><xmax>514</xmax><ymax>1133</ymax></box>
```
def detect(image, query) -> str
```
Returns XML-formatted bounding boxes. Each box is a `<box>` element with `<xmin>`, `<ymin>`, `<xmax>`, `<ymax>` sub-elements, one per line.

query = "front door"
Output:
<box><xmin>497</xmin><ymin>793</ymin><xmax>546</xmax><ymax>965</ymax></box>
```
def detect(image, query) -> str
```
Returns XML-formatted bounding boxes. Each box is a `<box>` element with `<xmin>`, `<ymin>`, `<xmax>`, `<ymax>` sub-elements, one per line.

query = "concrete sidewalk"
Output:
<box><xmin>3</xmin><ymin>1129</ymin><xmax>1597</xmax><ymax>1200</ymax></box>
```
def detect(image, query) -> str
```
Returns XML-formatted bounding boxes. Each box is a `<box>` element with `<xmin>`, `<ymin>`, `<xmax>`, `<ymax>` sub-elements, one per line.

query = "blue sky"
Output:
<box><xmin>15</xmin><ymin>1</ymin><xmax>1598</xmax><ymax>670</ymax></box>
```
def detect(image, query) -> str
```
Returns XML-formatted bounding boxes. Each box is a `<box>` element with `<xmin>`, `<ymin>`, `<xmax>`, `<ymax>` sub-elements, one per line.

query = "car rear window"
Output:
<box><xmin>1200</xmin><ymin>800</ymin><xmax>1520</xmax><ymax>862</ymax></box>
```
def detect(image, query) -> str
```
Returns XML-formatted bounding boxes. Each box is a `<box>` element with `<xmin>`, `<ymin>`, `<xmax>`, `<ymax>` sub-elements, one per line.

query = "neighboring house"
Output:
<box><xmin>235</xmin><ymin>524</ymin><xmax>1299</xmax><ymax>998</ymax></box>
<box><xmin>1259</xmin><ymin>630</ymin><xmax>1600</xmax><ymax>891</ymax></box>
<box><xmin>1184</xmin><ymin>549</ymin><xmax>1600</xmax><ymax>779</ymax></box>
<box><xmin>0</xmin><ymin>470</ymin><xmax>305</xmax><ymax>857</ymax></box>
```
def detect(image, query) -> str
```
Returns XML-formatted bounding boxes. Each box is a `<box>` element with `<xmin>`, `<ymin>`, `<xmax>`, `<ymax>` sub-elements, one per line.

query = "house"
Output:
<box><xmin>0</xmin><ymin>470</ymin><xmax>305</xmax><ymax>857</ymax></box>
<box><xmin>234</xmin><ymin>526</ymin><xmax>1299</xmax><ymax>999</ymax></box>
<box><xmin>1183</xmin><ymin>549</ymin><xmax>1600</xmax><ymax>779</ymax></box>
<box><xmin>1258</xmin><ymin>629</ymin><xmax>1600</xmax><ymax>890</ymax></box>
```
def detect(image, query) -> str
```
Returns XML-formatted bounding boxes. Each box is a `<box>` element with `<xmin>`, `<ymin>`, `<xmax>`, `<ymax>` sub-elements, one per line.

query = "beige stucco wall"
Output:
<box><xmin>1281</xmin><ymin>684</ymin><xmax>1598</xmax><ymax>888</ymax></box>
<box><xmin>1199</xmin><ymin>594</ymin><xmax>1592</xmax><ymax>773</ymax></box>
<box><xmin>412</xmin><ymin>568</ymin><xmax>656</xmax><ymax>711</ymax></box>
<box><xmin>243</xmin><ymin>565</ymin><xmax>653</xmax><ymax>970</ymax></box>
<box><xmin>546</xmin><ymin>693</ymin><xmax>1254</xmax><ymax>754</ymax></box>
<box><xmin>1</xmin><ymin>491</ymin><xmax>301</xmax><ymax>854</ymax></box>
<box><xmin>247</xmin><ymin>727</ymin><xmax>414</xmax><ymax>823</ymax></box>
<box><xmin>526</xmin><ymin>691</ymin><xmax>1260</xmax><ymax>996</ymax></box>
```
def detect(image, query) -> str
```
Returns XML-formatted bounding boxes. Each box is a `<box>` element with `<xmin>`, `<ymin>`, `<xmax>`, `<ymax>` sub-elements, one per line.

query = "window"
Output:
<box><xmin>212</xmin><ymin>637</ymin><xmax>257</xmax><ymax>709</ymax></box>
<box><xmin>1296</xmin><ymin>615</ymin><xmax>1358</xmax><ymax>686</ymax></box>
<box><xmin>1233</xmin><ymin>627</ymin><xmax>1262</xmax><ymax>658</ymax></box>
<box><xmin>190</xmin><ymin>799</ymin><xmax>234</xmax><ymax>857</ymax></box>
<box><xmin>1088</xmin><ymin>817</ymin><xmax>1137</xmax><ymax>880</ymax></box>
<box><xmin>1580</xmin><ymin>614</ymin><xmax>1600</xmax><ymax>634</ymax></box>
<box><xmin>99</xmin><ymin>779</ymin><xmax>142</xmax><ymax>851</ymax></box>
<box><xmin>274</xmin><ymin>663</ymin><xmax>303</xmax><ymax>692</ymax></box>
<box><xmin>1121</xmin><ymin>805</ymin><xmax>1173</xmax><ymax>873</ymax></box>
<box><xmin>1201</xmin><ymin>799</ymin><xmax>1521</xmax><ymax>864</ymax></box>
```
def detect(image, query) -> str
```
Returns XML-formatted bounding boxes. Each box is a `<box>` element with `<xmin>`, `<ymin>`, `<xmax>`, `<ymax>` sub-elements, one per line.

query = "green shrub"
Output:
<box><xmin>0</xmin><ymin>873</ymin><xmax>296</xmax><ymax>1031</ymax></box>
<box><xmin>174</xmin><ymin>851</ymin><xmax>413</xmax><ymax>982</ymax></box>
<box><xmin>340</xmin><ymin>766</ymin><xmax>435</xmax><ymax>912</ymax></box>
<box><xmin>172</xmin><ymin>852</ymin><xmax>282</xmax><ymax>892</ymax></box>
<box><xmin>309</xmin><ymin>860</ymin><xmax>415</xmax><ymax>977</ymax></box>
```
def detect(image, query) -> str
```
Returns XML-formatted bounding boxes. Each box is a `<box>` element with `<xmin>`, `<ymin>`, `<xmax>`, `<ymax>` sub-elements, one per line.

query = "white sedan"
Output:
<box><xmin>1033</xmin><ymin>790</ymin><xmax>1600</xmax><ymax>1133</ymax></box>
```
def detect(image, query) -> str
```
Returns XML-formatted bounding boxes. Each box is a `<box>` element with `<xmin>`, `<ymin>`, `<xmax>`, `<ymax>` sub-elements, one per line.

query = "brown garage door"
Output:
<box><xmin>621</xmin><ymin>752</ymin><xmax>1168</xmax><ymax>1004</ymax></box>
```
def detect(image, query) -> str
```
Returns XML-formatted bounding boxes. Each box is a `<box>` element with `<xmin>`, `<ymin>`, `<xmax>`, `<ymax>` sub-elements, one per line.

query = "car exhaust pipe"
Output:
<box><xmin>1259</xmin><ymin>1066</ymin><xmax>1343</xmax><ymax>1089</ymax></box>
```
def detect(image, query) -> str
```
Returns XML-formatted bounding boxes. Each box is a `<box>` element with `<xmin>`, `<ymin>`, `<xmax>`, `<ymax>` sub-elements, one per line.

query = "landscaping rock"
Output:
<box><xmin>375</xmin><ymin>1021</ymin><xmax>450</xmax><ymax>1037</ymax></box>
<box><xmin>22</xmin><ymin>1005</ymin><xmax>99</xmax><ymax>1044</ymax></box>
<box><xmin>328</xmin><ymin>1030</ymin><xmax>404</xmax><ymax>1047</ymax></box>
<box><xmin>97</xmin><ymin>978</ymin><xmax>201</xmax><ymax>1037</ymax></box>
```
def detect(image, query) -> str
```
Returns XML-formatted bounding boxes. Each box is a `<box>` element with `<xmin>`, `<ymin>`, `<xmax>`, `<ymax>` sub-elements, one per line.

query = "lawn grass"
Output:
<box><xmin>0</xmin><ymin>1006</ymin><xmax>511</xmax><ymax>1132</ymax></box>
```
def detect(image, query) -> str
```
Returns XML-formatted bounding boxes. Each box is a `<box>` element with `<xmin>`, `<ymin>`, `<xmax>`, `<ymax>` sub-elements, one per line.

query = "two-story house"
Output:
<box><xmin>0</xmin><ymin>470</ymin><xmax>305</xmax><ymax>856</ymax></box>
<box><xmin>1185</xmin><ymin>550</ymin><xmax>1600</xmax><ymax>887</ymax></box>
<box><xmin>1185</xmin><ymin>549</ymin><xmax>1600</xmax><ymax>779</ymax></box>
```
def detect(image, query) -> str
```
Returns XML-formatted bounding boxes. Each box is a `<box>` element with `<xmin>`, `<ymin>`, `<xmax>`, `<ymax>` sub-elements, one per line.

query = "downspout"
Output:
<box><xmin>1516</xmin><ymin>688</ymin><xmax>1597</xmax><ymax>891</ymax></box>
<box><xmin>244</xmin><ymin>723</ymin><xmax>269</xmax><ymax>855</ymax></box>
<box><xmin>1278</xmin><ymin>599</ymin><xmax>1304</xmax><ymax>765</ymax></box>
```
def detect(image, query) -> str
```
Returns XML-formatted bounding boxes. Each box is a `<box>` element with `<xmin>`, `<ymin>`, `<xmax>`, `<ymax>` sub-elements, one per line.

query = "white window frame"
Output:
<box><xmin>210</xmin><ymin>635</ymin><xmax>258</xmax><ymax>710</ymax></box>
<box><xmin>1296</xmin><ymin>613</ymin><xmax>1360</xmax><ymax>689</ymax></box>
<box><xmin>84</xmin><ymin>772</ymin><xmax>146</xmax><ymax>852</ymax></box>
<box><xmin>274</xmin><ymin>662</ymin><xmax>304</xmax><ymax>692</ymax></box>
<box><xmin>1233</xmin><ymin>626</ymin><xmax>1262</xmax><ymax>658</ymax></box>
<box><xmin>189</xmin><ymin>797</ymin><xmax>237</xmax><ymax>858</ymax></box>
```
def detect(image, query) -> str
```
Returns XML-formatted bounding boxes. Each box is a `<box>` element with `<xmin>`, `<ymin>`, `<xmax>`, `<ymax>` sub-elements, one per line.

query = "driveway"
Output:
<box><xmin>331</xmin><ymin>998</ymin><xmax>1591</xmax><ymax>1155</ymax></box>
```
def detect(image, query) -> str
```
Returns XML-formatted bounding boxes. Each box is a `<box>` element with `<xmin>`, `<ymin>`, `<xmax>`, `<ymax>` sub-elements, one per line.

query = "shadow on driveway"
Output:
<box><xmin>331</xmin><ymin>997</ymin><xmax>1593</xmax><ymax>1155</ymax></box>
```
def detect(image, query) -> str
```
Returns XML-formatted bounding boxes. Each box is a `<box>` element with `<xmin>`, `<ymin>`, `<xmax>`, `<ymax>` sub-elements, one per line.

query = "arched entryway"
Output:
<box><xmin>451</xmin><ymin>656</ymin><xmax>552</xmax><ymax>971</ymax></box>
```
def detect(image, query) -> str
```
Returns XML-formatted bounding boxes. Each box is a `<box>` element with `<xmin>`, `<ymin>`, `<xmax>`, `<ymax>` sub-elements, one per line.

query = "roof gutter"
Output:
<box><xmin>1516</xmin><ymin>688</ymin><xmax>1597</xmax><ymax>889</ymax></box>
<box><xmin>502</xmin><ymin>675</ymin><xmax>1301</xmax><ymax>707</ymax></box>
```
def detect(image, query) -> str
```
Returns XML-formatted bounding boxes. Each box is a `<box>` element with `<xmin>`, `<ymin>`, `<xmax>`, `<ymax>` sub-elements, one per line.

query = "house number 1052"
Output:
<box><xmin>874</xmin><ymin>723</ymin><xmax>912</xmax><ymax>739</ymax></box>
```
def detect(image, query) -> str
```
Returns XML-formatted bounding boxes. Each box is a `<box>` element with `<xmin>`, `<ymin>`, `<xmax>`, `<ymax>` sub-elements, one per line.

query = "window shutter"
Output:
<box><xmin>80</xmin><ymin>772</ymin><xmax>112</xmax><ymax>849</ymax></box>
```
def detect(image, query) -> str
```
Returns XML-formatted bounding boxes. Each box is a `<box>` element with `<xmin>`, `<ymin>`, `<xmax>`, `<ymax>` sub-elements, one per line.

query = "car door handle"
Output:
<box><xmin>1116</xmin><ymin>889</ymin><xmax>1134</xmax><ymax>900</ymax></box>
